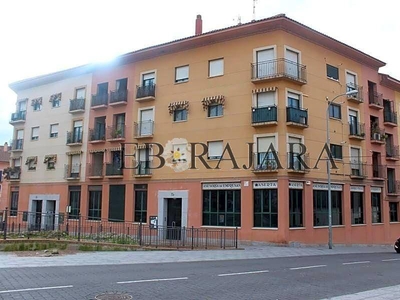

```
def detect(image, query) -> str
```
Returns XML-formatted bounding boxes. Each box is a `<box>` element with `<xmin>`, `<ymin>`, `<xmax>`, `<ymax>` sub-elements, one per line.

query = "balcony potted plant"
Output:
<box><xmin>112</xmin><ymin>129</ymin><xmax>123</xmax><ymax>139</ymax></box>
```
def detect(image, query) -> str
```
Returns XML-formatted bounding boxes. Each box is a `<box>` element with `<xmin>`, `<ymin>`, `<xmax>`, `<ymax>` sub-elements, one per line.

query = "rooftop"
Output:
<box><xmin>0</xmin><ymin>143</ymin><xmax>10</xmax><ymax>163</ymax></box>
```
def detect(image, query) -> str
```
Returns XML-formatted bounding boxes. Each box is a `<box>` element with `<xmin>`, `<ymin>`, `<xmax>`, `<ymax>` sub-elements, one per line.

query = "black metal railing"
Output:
<box><xmin>384</xmin><ymin>110</ymin><xmax>398</xmax><ymax>125</ymax></box>
<box><xmin>349</xmin><ymin>122</ymin><xmax>365</xmax><ymax>137</ymax></box>
<box><xmin>372</xmin><ymin>164</ymin><xmax>385</xmax><ymax>179</ymax></box>
<box><xmin>91</xmin><ymin>93</ymin><xmax>108</xmax><ymax>107</ymax></box>
<box><xmin>286</xmin><ymin>106</ymin><xmax>308</xmax><ymax>125</ymax></box>
<box><xmin>253</xmin><ymin>152</ymin><xmax>279</xmax><ymax>172</ymax></box>
<box><xmin>346</xmin><ymin>83</ymin><xmax>363</xmax><ymax>102</ymax></box>
<box><xmin>110</xmin><ymin>89</ymin><xmax>128</xmax><ymax>103</ymax></box>
<box><xmin>134</xmin><ymin>121</ymin><xmax>154</xmax><ymax>137</ymax></box>
<box><xmin>107</xmin><ymin>125</ymin><xmax>126</xmax><ymax>140</ymax></box>
<box><xmin>10</xmin><ymin>111</ymin><xmax>26</xmax><ymax>122</ymax></box>
<box><xmin>136</xmin><ymin>161</ymin><xmax>152</xmax><ymax>176</ymax></box>
<box><xmin>3</xmin><ymin>167</ymin><xmax>21</xmax><ymax>180</ymax></box>
<box><xmin>370</xmin><ymin>127</ymin><xmax>385</xmax><ymax>142</ymax></box>
<box><xmin>64</xmin><ymin>164</ymin><xmax>81</xmax><ymax>179</ymax></box>
<box><xmin>0</xmin><ymin>210</ymin><xmax>238</xmax><ymax>250</ymax></box>
<box><xmin>386</xmin><ymin>144</ymin><xmax>400</xmax><ymax>158</ymax></box>
<box><xmin>66</xmin><ymin>131</ymin><xmax>83</xmax><ymax>144</ymax></box>
<box><xmin>368</xmin><ymin>91</ymin><xmax>383</xmax><ymax>107</ymax></box>
<box><xmin>251</xmin><ymin>58</ymin><xmax>307</xmax><ymax>83</ymax></box>
<box><xmin>87</xmin><ymin>163</ymin><xmax>104</xmax><ymax>177</ymax></box>
<box><xmin>69</xmin><ymin>99</ymin><xmax>85</xmax><ymax>112</ymax></box>
<box><xmin>387</xmin><ymin>180</ymin><xmax>400</xmax><ymax>194</ymax></box>
<box><xmin>136</xmin><ymin>84</ymin><xmax>156</xmax><ymax>99</ymax></box>
<box><xmin>106</xmin><ymin>163</ymin><xmax>123</xmax><ymax>176</ymax></box>
<box><xmin>11</xmin><ymin>139</ymin><xmax>23</xmax><ymax>151</ymax></box>
<box><xmin>89</xmin><ymin>127</ymin><xmax>106</xmax><ymax>142</ymax></box>
<box><xmin>350</xmin><ymin>162</ymin><xmax>367</xmax><ymax>178</ymax></box>
<box><xmin>252</xmin><ymin>106</ymin><xmax>277</xmax><ymax>123</ymax></box>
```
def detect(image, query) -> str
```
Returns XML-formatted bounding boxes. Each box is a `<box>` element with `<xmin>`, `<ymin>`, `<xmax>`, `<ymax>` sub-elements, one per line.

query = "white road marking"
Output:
<box><xmin>342</xmin><ymin>261</ymin><xmax>370</xmax><ymax>265</ymax></box>
<box><xmin>290</xmin><ymin>265</ymin><xmax>327</xmax><ymax>270</ymax></box>
<box><xmin>218</xmin><ymin>270</ymin><xmax>269</xmax><ymax>277</ymax></box>
<box><xmin>382</xmin><ymin>258</ymin><xmax>400</xmax><ymax>262</ymax></box>
<box><xmin>117</xmin><ymin>277</ymin><xmax>188</xmax><ymax>284</ymax></box>
<box><xmin>0</xmin><ymin>285</ymin><xmax>73</xmax><ymax>294</ymax></box>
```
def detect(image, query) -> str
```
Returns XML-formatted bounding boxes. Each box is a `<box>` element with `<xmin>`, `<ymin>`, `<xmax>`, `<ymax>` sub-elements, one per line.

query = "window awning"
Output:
<box><xmin>89</xmin><ymin>149</ymin><xmax>106</xmax><ymax>153</ymax></box>
<box><xmin>25</xmin><ymin>156</ymin><xmax>37</xmax><ymax>165</ymax></box>
<box><xmin>108</xmin><ymin>147</ymin><xmax>121</xmax><ymax>152</ymax></box>
<box><xmin>168</xmin><ymin>101</ymin><xmax>189</xmax><ymax>114</ymax></box>
<box><xmin>50</xmin><ymin>93</ymin><xmax>62</xmax><ymax>102</ymax></box>
<box><xmin>66</xmin><ymin>150</ymin><xmax>83</xmax><ymax>156</ymax></box>
<box><xmin>31</xmin><ymin>97</ymin><xmax>42</xmax><ymax>106</ymax></box>
<box><xmin>44</xmin><ymin>154</ymin><xmax>57</xmax><ymax>163</ymax></box>
<box><xmin>201</xmin><ymin>95</ymin><xmax>225</xmax><ymax>110</ymax></box>
<box><xmin>252</xmin><ymin>86</ymin><xmax>278</xmax><ymax>94</ymax></box>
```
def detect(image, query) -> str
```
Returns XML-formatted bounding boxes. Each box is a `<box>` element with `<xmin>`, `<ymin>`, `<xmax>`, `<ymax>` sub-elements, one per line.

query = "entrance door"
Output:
<box><xmin>166</xmin><ymin>198</ymin><xmax>182</xmax><ymax>240</ymax></box>
<box><xmin>32</xmin><ymin>200</ymin><xmax>43</xmax><ymax>230</ymax></box>
<box><xmin>45</xmin><ymin>200</ymin><xmax>56</xmax><ymax>230</ymax></box>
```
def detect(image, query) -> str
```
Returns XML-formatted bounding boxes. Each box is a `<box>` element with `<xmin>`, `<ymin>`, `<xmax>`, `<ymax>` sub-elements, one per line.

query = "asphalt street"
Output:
<box><xmin>1</xmin><ymin>252</ymin><xmax>400</xmax><ymax>299</ymax></box>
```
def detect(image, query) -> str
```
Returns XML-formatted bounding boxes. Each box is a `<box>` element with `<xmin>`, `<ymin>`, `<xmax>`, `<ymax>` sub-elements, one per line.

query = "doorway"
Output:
<box><xmin>166</xmin><ymin>198</ymin><xmax>182</xmax><ymax>240</ymax></box>
<box><xmin>32</xmin><ymin>200</ymin><xmax>43</xmax><ymax>230</ymax></box>
<box><xmin>45</xmin><ymin>200</ymin><xmax>56</xmax><ymax>230</ymax></box>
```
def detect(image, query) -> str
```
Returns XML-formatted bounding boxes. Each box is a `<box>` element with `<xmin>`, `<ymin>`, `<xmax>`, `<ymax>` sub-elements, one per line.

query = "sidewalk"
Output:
<box><xmin>321</xmin><ymin>284</ymin><xmax>400</xmax><ymax>300</ymax></box>
<box><xmin>0</xmin><ymin>244</ymin><xmax>394</xmax><ymax>269</ymax></box>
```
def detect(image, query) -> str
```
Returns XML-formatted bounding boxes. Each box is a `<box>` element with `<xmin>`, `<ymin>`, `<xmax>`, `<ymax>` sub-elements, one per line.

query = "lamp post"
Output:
<box><xmin>326</xmin><ymin>89</ymin><xmax>359</xmax><ymax>249</ymax></box>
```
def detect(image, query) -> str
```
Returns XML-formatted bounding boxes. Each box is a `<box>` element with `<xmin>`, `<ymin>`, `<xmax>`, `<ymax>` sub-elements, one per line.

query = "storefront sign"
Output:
<box><xmin>253</xmin><ymin>181</ymin><xmax>278</xmax><ymax>189</ymax></box>
<box><xmin>312</xmin><ymin>183</ymin><xmax>343</xmax><ymax>191</ymax></box>
<box><xmin>350</xmin><ymin>185</ymin><xmax>364</xmax><ymax>192</ymax></box>
<box><xmin>371</xmin><ymin>187</ymin><xmax>382</xmax><ymax>193</ymax></box>
<box><xmin>289</xmin><ymin>182</ymin><xmax>303</xmax><ymax>189</ymax></box>
<box><xmin>202</xmin><ymin>183</ymin><xmax>241</xmax><ymax>190</ymax></box>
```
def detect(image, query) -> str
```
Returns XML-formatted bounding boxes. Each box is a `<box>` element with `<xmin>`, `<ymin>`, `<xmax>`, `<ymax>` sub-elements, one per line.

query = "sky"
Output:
<box><xmin>0</xmin><ymin>0</ymin><xmax>399</xmax><ymax>145</ymax></box>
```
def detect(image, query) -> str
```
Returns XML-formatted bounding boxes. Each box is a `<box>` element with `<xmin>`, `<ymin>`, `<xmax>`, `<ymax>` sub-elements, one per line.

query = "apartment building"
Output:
<box><xmin>6</xmin><ymin>14</ymin><xmax>400</xmax><ymax>245</ymax></box>
<box><xmin>0</xmin><ymin>143</ymin><xmax>10</xmax><ymax>220</ymax></box>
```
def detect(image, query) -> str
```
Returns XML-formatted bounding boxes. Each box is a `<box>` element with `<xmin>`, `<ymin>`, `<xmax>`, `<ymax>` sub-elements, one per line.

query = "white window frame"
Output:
<box><xmin>207</xmin><ymin>140</ymin><xmax>224</xmax><ymax>160</ymax></box>
<box><xmin>252</xmin><ymin>45</ymin><xmax>277</xmax><ymax>63</ymax></box>
<box><xmin>50</xmin><ymin>123</ymin><xmax>59</xmax><ymax>138</ymax></box>
<box><xmin>347</xmin><ymin>107</ymin><xmax>360</xmax><ymax>123</ymax></box>
<box><xmin>285</xmin><ymin>88</ymin><xmax>303</xmax><ymax>107</ymax></box>
<box><xmin>345</xmin><ymin>69</ymin><xmax>358</xmax><ymax>87</ymax></box>
<box><xmin>349</xmin><ymin>145</ymin><xmax>362</xmax><ymax>166</ymax></box>
<box><xmin>140</xmin><ymin>70</ymin><xmax>157</xmax><ymax>85</ymax></box>
<box><xmin>13</xmin><ymin>158</ymin><xmax>21</xmax><ymax>167</ymax></box>
<box><xmin>208</xmin><ymin>58</ymin><xmax>224</xmax><ymax>77</ymax></box>
<box><xmin>31</xmin><ymin>126</ymin><xmax>39</xmax><ymax>141</ymax></box>
<box><xmin>253</xmin><ymin>90</ymin><xmax>277</xmax><ymax>107</ymax></box>
<box><xmin>175</xmin><ymin>65</ymin><xmax>189</xmax><ymax>83</ymax></box>
<box><xmin>284</xmin><ymin>45</ymin><xmax>302</xmax><ymax>64</ymax></box>
<box><xmin>286</xmin><ymin>133</ymin><xmax>304</xmax><ymax>152</ymax></box>
<box><xmin>253</xmin><ymin>133</ymin><xmax>279</xmax><ymax>153</ymax></box>
<box><xmin>75</xmin><ymin>87</ymin><xmax>86</xmax><ymax>99</ymax></box>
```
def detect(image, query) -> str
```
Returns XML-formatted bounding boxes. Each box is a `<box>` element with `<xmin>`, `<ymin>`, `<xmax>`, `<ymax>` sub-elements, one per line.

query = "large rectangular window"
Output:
<box><xmin>254</xmin><ymin>189</ymin><xmax>278</xmax><ymax>228</ymax></box>
<box><xmin>134</xmin><ymin>184</ymin><xmax>148</xmax><ymax>223</ymax></box>
<box><xmin>289</xmin><ymin>189</ymin><xmax>303</xmax><ymax>227</ymax></box>
<box><xmin>10</xmin><ymin>191</ymin><xmax>19</xmax><ymax>217</ymax></box>
<box><xmin>108</xmin><ymin>185</ymin><xmax>125</xmax><ymax>221</ymax></box>
<box><xmin>371</xmin><ymin>193</ymin><xmax>381</xmax><ymax>223</ymax></box>
<box><xmin>203</xmin><ymin>190</ymin><xmax>241</xmax><ymax>227</ymax></box>
<box><xmin>209</xmin><ymin>58</ymin><xmax>224</xmax><ymax>77</ymax></box>
<box><xmin>351</xmin><ymin>192</ymin><xmax>364</xmax><ymax>224</ymax></box>
<box><xmin>88</xmin><ymin>186</ymin><xmax>102</xmax><ymax>220</ymax></box>
<box><xmin>390</xmin><ymin>202</ymin><xmax>399</xmax><ymax>222</ymax></box>
<box><xmin>330</xmin><ymin>144</ymin><xmax>343</xmax><ymax>159</ymax></box>
<box><xmin>329</xmin><ymin>104</ymin><xmax>341</xmax><ymax>119</ymax></box>
<box><xmin>327</xmin><ymin>64</ymin><xmax>339</xmax><ymax>80</ymax></box>
<box><xmin>68</xmin><ymin>186</ymin><xmax>81</xmax><ymax>219</ymax></box>
<box><xmin>313</xmin><ymin>190</ymin><xmax>342</xmax><ymax>226</ymax></box>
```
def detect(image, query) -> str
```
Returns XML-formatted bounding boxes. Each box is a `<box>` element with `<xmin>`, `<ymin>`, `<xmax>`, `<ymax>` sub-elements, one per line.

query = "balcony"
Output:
<box><xmin>89</xmin><ymin>127</ymin><xmax>106</xmax><ymax>143</ymax></box>
<box><xmin>251</xmin><ymin>106</ymin><xmax>277</xmax><ymax>126</ymax></box>
<box><xmin>3</xmin><ymin>167</ymin><xmax>21</xmax><ymax>181</ymax></box>
<box><xmin>110</xmin><ymin>89</ymin><xmax>128</xmax><ymax>106</ymax></box>
<box><xmin>368</xmin><ymin>91</ymin><xmax>383</xmax><ymax>109</ymax></box>
<box><xmin>286</xmin><ymin>107</ymin><xmax>308</xmax><ymax>127</ymax></box>
<box><xmin>349</xmin><ymin>123</ymin><xmax>365</xmax><ymax>140</ymax></box>
<box><xmin>105</xmin><ymin>163</ymin><xmax>123</xmax><ymax>177</ymax></box>
<box><xmin>346</xmin><ymin>84</ymin><xmax>363</xmax><ymax>103</ymax></box>
<box><xmin>251</xmin><ymin>58</ymin><xmax>307</xmax><ymax>85</ymax></box>
<box><xmin>91</xmin><ymin>93</ymin><xmax>108</xmax><ymax>109</ymax></box>
<box><xmin>136</xmin><ymin>84</ymin><xmax>156</xmax><ymax>101</ymax></box>
<box><xmin>64</xmin><ymin>164</ymin><xmax>81</xmax><ymax>180</ymax></box>
<box><xmin>370</xmin><ymin>128</ymin><xmax>385</xmax><ymax>144</ymax></box>
<box><xmin>9</xmin><ymin>111</ymin><xmax>26</xmax><ymax>124</ymax></box>
<box><xmin>384</xmin><ymin>111</ymin><xmax>398</xmax><ymax>127</ymax></box>
<box><xmin>66</xmin><ymin>131</ymin><xmax>83</xmax><ymax>146</ymax></box>
<box><xmin>69</xmin><ymin>99</ymin><xmax>85</xmax><ymax>113</ymax></box>
<box><xmin>134</xmin><ymin>121</ymin><xmax>154</xmax><ymax>139</ymax></box>
<box><xmin>287</xmin><ymin>152</ymin><xmax>310</xmax><ymax>174</ymax></box>
<box><xmin>252</xmin><ymin>152</ymin><xmax>279</xmax><ymax>173</ymax></box>
<box><xmin>10</xmin><ymin>139</ymin><xmax>23</xmax><ymax>152</ymax></box>
<box><xmin>87</xmin><ymin>163</ymin><xmax>104</xmax><ymax>179</ymax></box>
<box><xmin>372</xmin><ymin>164</ymin><xmax>385</xmax><ymax>180</ymax></box>
<box><xmin>349</xmin><ymin>162</ymin><xmax>367</xmax><ymax>179</ymax></box>
<box><xmin>387</xmin><ymin>180</ymin><xmax>400</xmax><ymax>196</ymax></box>
<box><xmin>107</xmin><ymin>125</ymin><xmax>126</xmax><ymax>142</ymax></box>
<box><xmin>386</xmin><ymin>144</ymin><xmax>400</xmax><ymax>161</ymax></box>
<box><xmin>135</xmin><ymin>161</ymin><xmax>152</xmax><ymax>177</ymax></box>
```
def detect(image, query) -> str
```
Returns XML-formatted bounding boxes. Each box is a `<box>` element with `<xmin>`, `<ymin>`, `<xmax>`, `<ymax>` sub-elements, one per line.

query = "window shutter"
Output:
<box><xmin>257</xmin><ymin>92</ymin><xmax>275</xmax><ymax>107</ymax></box>
<box><xmin>176</xmin><ymin>66</ymin><xmax>189</xmax><ymax>81</ymax></box>
<box><xmin>209</xmin><ymin>59</ymin><xmax>224</xmax><ymax>77</ymax></box>
<box><xmin>208</xmin><ymin>141</ymin><xmax>223</xmax><ymax>158</ymax></box>
<box><xmin>51</xmin><ymin>124</ymin><xmax>58</xmax><ymax>134</ymax></box>
<box><xmin>257</xmin><ymin>136</ymin><xmax>275</xmax><ymax>152</ymax></box>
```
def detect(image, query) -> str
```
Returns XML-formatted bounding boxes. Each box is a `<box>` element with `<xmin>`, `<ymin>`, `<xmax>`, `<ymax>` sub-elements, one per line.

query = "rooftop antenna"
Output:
<box><xmin>233</xmin><ymin>15</ymin><xmax>242</xmax><ymax>25</ymax></box>
<box><xmin>252</xmin><ymin>0</ymin><xmax>258</xmax><ymax>21</ymax></box>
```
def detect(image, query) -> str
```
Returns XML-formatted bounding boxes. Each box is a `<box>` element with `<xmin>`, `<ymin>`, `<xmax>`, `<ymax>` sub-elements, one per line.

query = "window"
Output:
<box><xmin>351</xmin><ymin>192</ymin><xmax>364</xmax><ymax>224</ymax></box>
<box><xmin>255</xmin><ymin>91</ymin><xmax>275</xmax><ymax>108</ymax></box>
<box><xmin>371</xmin><ymin>193</ymin><xmax>381</xmax><ymax>223</ymax></box>
<box><xmin>88</xmin><ymin>186</ymin><xmax>102</xmax><ymax>220</ymax></box>
<box><xmin>255</xmin><ymin>136</ymin><xmax>277</xmax><ymax>170</ymax></box>
<box><xmin>68</xmin><ymin>186</ymin><xmax>81</xmax><ymax>219</ymax></box>
<box><xmin>27</xmin><ymin>156</ymin><xmax>37</xmax><ymax>171</ymax></box>
<box><xmin>134</xmin><ymin>184</ymin><xmax>148</xmax><ymax>223</ymax></box>
<box><xmin>329</xmin><ymin>104</ymin><xmax>341</xmax><ymax>119</ymax></box>
<box><xmin>313</xmin><ymin>190</ymin><xmax>342</xmax><ymax>226</ymax></box>
<box><xmin>51</xmin><ymin>96</ymin><xmax>61</xmax><ymax>108</ymax></box>
<box><xmin>330</xmin><ymin>144</ymin><xmax>343</xmax><ymax>159</ymax></box>
<box><xmin>346</xmin><ymin>72</ymin><xmax>357</xmax><ymax>91</ymax></box>
<box><xmin>142</xmin><ymin>72</ymin><xmax>155</xmax><ymax>86</ymax></box>
<box><xmin>45</xmin><ymin>155</ymin><xmax>56</xmax><ymax>170</ymax></box>
<box><xmin>202</xmin><ymin>190</ymin><xmax>241</xmax><ymax>227</ymax></box>
<box><xmin>209</xmin><ymin>58</ymin><xmax>224</xmax><ymax>77</ymax></box>
<box><xmin>207</xmin><ymin>141</ymin><xmax>223</xmax><ymax>160</ymax></box>
<box><xmin>50</xmin><ymin>124</ymin><xmax>58</xmax><ymax>138</ymax></box>
<box><xmin>327</xmin><ymin>64</ymin><xmax>339</xmax><ymax>80</ymax></box>
<box><xmin>287</xmin><ymin>92</ymin><xmax>300</xmax><ymax>108</ymax></box>
<box><xmin>13</xmin><ymin>158</ymin><xmax>21</xmax><ymax>168</ymax></box>
<box><xmin>289</xmin><ymin>189</ymin><xmax>303</xmax><ymax>228</ymax></box>
<box><xmin>208</xmin><ymin>104</ymin><xmax>223</xmax><ymax>117</ymax></box>
<box><xmin>10</xmin><ymin>191</ymin><xmax>19</xmax><ymax>217</ymax></box>
<box><xmin>72</xmin><ymin>120</ymin><xmax>83</xmax><ymax>143</ymax></box>
<box><xmin>32</xmin><ymin>101</ymin><xmax>42</xmax><ymax>111</ymax></box>
<box><xmin>116</xmin><ymin>78</ymin><xmax>128</xmax><ymax>91</ymax></box>
<box><xmin>390</xmin><ymin>202</ymin><xmax>398</xmax><ymax>222</ymax></box>
<box><xmin>0</xmin><ymin>170</ymin><xmax>2</xmax><ymax>182</ymax></box>
<box><xmin>76</xmin><ymin>87</ymin><xmax>86</xmax><ymax>99</ymax></box>
<box><xmin>18</xmin><ymin>100</ymin><xmax>27</xmax><ymax>112</ymax></box>
<box><xmin>108</xmin><ymin>185</ymin><xmax>125</xmax><ymax>221</ymax></box>
<box><xmin>31</xmin><ymin>127</ymin><xmax>39</xmax><ymax>141</ymax></box>
<box><xmin>174</xmin><ymin>109</ymin><xmax>187</xmax><ymax>121</ymax></box>
<box><xmin>175</xmin><ymin>65</ymin><xmax>189</xmax><ymax>83</ymax></box>
<box><xmin>254</xmin><ymin>188</ymin><xmax>278</xmax><ymax>228</ymax></box>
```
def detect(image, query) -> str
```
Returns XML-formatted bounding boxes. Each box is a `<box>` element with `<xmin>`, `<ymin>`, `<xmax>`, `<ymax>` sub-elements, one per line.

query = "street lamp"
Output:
<box><xmin>326</xmin><ymin>89</ymin><xmax>359</xmax><ymax>249</ymax></box>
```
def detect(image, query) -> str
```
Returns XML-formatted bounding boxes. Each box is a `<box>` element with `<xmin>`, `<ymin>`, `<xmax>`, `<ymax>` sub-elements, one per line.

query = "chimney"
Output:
<box><xmin>3</xmin><ymin>142</ymin><xmax>7</xmax><ymax>152</ymax></box>
<box><xmin>195</xmin><ymin>15</ymin><xmax>202</xmax><ymax>35</ymax></box>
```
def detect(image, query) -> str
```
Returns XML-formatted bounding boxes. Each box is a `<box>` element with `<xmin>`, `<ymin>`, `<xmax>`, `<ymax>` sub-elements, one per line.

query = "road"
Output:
<box><xmin>1</xmin><ymin>252</ymin><xmax>400</xmax><ymax>299</ymax></box>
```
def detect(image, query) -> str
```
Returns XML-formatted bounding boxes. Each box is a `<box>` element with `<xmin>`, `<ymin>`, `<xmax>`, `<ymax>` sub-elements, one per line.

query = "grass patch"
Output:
<box><xmin>78</xmin><ymin>244</ymin><xmax>131</xmax><ymax>251</ymax></box>
<box><xmin>2</xmin><ymin>242</ymin><xmax>67</xmax><ymax>252</ymax></box>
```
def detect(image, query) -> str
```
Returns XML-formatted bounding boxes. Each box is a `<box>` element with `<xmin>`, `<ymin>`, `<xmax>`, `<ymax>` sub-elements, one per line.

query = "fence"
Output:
<box><xmin>0</xmin><ymin>209</ymin><xmax>238</xmax><ymax>250</ymax></box>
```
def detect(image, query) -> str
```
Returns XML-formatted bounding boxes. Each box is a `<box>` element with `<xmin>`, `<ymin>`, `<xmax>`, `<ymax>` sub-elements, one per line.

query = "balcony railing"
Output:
<box><xmin>3</xmin><ymin>167</ymin><xmax>21</xmax><ymax>180</ymax></box>
<box><xmin>69</xmin><ymin>99</ymin><xmax>85</xmax><ymax>112</ymax></box>
<box><xmin>372</xmin><ymin>164</ymin><xmax>385</xmax><ymax>179</ymax></box>
<box><xmin>287</xmin><ymin>152</ymin><xmax>310</xmax><ymax>172</ymax></box>
<box><xmin>386</xmin><ymin>144</ymin><xmax>400</xmax><ymax>159</ymax></box>
<box><xmin>89</xmin><ymin>127</ymin><xmax>106</xmax><ymax>142</ymax></box>
<box><xmin>87</xmin><ymin>163</ymin><xmax>104</xmax><ymax>177</ymax></box>
<box><xmin>252</xmin><ymin>106</ymin><xmax>277</xmax><ymax>124</ymax></box>
<box><xmin>368</xmin><ymin>91</ymin><xmax>383</xmax><ymax>108</ymax></box>
<box><xmin>286</xmin><ymin>106</ymin><xmax>308</xmax><ymax>126</ymax></box>
<box><xmin>134</xmin><ymin>121</ymin><xmax>154</xmax><ymax>138</ymax></box>
<box><xmin>384</xmin><ymin>111</ymin><xmax>398</xmax><ymax>125</ymax></box>
<box><xmin>91</xmin><ymin>93</ymin><xmax>108</xmax><ymax>107</ymax></box>
<box><xmin>251</xmin><ymin>58</ymin><xmax>307</xmax><ymax>84</ymax></box>
<box><xmin>349</xmin><ymin>122</ymin><xmax>365</xmax><ymax>138</ymax></box>
<box><xmin>64</xmin><ymin>164</ymin><xmax>81</xmax><ymax>179</ymax></box>
<box><xmin>370</xmin><ymin>127</ymin><xmax>385</xmax><ymax>143</ymax></box>
<box><xmin>10</xmin><ymin>111</ymin><xmax>26</xmax><ymax>123</ymax></box>
<box><xmin>253</xmin><ymin>152</ymin><xmax>279</xmax><ymax>172</ymax></box>
<box><xmin>136</xmin><ymin>161</ymin><xmax>152</xmax><ymax>176</ymax></box>
<box><xmin>107</xmin><ymin>125</ymin><xmax>126</xmax><ymax>140</ymax></box>
<box><xmin>350</xmin><ymin>162</ymin><xmax>367</xmax><ymax>178</ymax></box>
<box><xmin>346</xmin><ymin>84</ymin><xmax>363</xmax><ymax>103</ymax></box>
<box><xmin>11</xmin><ymin>139</ymin><xmax>23</xmax><ymax>151</ymax></box>
<box><xmin>136</xmin><ymin>84</ymin><xmax>156</xmax><ymax>99</ymax></box>
<box><xmin>387</xmin><ymin>180</ymin><xmax>400</xmax><ymax>195</ymax></box>
<box><xmin>105</xmin><ymin>163</ymin><xmax>123</xmax><ymax>176</ymax></box>
<box><xmin>66</xmin><ymin>131</ymin><xmax>83</xmax><ymax>145</ymax></box>
<box><xmin>110</xmin><ymin>89</ymin><xmax>128</xmax><ymax>104</ymax></box>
